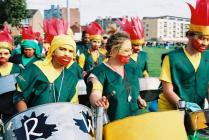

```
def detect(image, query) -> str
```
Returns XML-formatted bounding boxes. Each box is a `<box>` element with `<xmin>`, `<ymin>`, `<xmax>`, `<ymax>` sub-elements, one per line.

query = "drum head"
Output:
<box><xmin>4</xmin><ymin>103</ymin><xmax>94</xmax><ymax>140</ymax></box>
<box><xmin>139</xmin><ymin>77</ymin><xmax>162</xmax><ymax>101</ymax></box>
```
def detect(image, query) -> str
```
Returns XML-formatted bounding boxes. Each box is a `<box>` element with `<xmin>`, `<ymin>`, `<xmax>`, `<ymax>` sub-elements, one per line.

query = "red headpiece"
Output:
<box><xmin>85</xmin><ymin>22</ymin><xmax>103</xmax><ymax>40</ymax></box>
<box><xmin>0</xmin><ymin>26</ymin><xmax>13</xmax><ymax>50</ymax></box>
<box><xmin>22</xmin><ymin>26</ymin><xmax>44</xmax><ymax>43</ymax></box>
<box><xmin>117</xmin><ymin>17</ymin><xmax>144</xmax><ymax>44</ymax></box>
<box><xmin>187</xmin><ymin>0</ymin><xmax>209</xmax><ymax>35</ymax></box>
<box><xmin>43</xmin><ymin>18</ymin><xmax>69</xmax><ymax>43</ymax></box>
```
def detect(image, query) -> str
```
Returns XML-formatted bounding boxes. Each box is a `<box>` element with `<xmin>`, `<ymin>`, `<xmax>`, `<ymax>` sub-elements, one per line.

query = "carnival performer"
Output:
<box><xmin>0</xmin><ymin>26</ymin><xmax>23</xmax><ymax>121</ymax></box>
<box><xmin>78</xmin><ymin>22</ymin><xmax>105</xmax><ymax>77</ymax></box>
<box><xmin>76</xmin><ymin>30</ymin><xmax>91</xmax><ymax>57</ymax></box>
<box><xmin>10</xmin><ymin>26</ymin><xmax>42</xmax><ymax>68</ymax></box>
<box><xmin>117</xmin><ymin>17</ymin><xmax>149</xmax><ymax>78</ymax></box>
<box><xmin>15</xmin><ymin>18</ymin><xmax>82</xmax><ymax>112</ymax></box>
<box><xmin>158</xmin><ymin>0</ymin><xmax>209</xmax><ymax>112</ymax></box>
<box><xmin>88</xmin><ymin>32</ymin><xmax>147</xmax><ymax>122</ymax></box>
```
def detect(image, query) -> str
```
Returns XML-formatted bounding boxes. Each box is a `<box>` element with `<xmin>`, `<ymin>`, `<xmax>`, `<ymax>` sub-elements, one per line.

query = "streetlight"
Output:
<box><xmin>66</xmin><ymin>0</ymin><xmax>70</xmax><ymax>24</ymax></box>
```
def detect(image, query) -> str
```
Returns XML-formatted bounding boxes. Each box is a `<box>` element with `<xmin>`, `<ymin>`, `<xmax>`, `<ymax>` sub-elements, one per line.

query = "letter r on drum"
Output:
<box><xmin>24</xmin><ymin>118</ymin><xmax>43</xmax><ymax>140</ymax></box>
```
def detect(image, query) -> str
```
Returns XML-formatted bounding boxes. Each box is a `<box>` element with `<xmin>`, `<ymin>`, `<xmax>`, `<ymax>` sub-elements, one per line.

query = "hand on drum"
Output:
<box><xmin>95</xmin><ymin>96</ymin><xmax>109</xmax><ymax>109</ymax></box>
<box><xmin>138</xmin><ymin>96</ymin><xmax>147</xmax><ymax>109</ymax></box>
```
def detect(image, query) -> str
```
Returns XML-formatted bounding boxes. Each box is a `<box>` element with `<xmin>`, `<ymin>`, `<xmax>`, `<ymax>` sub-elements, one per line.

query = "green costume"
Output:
<box><xmin>91</xmin><ymin>63</ymin><xmax>142</xmax><ymax>122</ymax></box>
<box><xmin>16</xmin><ymin>62</ymin><xmax>82</xmax><ymax>107</ymax></box>
<box><xmin>83</xmin><ymin>51</ymin><xmax>104</xmax><ymax>72</ymax></box>
<box><xmin>10</xmin><ymin>40</ymin><xmax>42</xmax><ymax>68</ymax></box>
<box><xmin>127</xmin><ymin>51</ymin><xmax>148</xmax><ymax>78</ymax></box>
<box><xmin>168</xmin><ymin>48</ymin><xmax>209</xmax><ymax>108</ymax></box>
<box><xmin>76</xmin><ymin>41</ymin><xmax>91</xmax><ymax>56</ymax></box>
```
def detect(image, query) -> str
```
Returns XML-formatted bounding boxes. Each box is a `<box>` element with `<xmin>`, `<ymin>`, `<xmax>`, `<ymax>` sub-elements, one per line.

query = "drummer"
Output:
<box><xmin>88</xmin><ymin>32</ymin><xmax>147</xmax><ymax>122</ymax></box>
<box><xmin>158</xmin><ymin>0</ymin><xmax>209</xmax><ymax>111</ymax></box>
<box><xmin>14</xmin><ymin>18</ymin><xmax>82</xmax><ymax>112</ymax></box>
<box><xmin>117</xmin><ymin>17</ymin><xmax>158</xmax><ymax>112</ymax></box>
<box><xmin>0</xmin><ymin>26</ymin><xmax>23</xmax><ymax>121</ymax></box>
<box><xmin>117</xmin><ymin>17</ymin><xmax>149</xmax><ymax>78</ymax></box>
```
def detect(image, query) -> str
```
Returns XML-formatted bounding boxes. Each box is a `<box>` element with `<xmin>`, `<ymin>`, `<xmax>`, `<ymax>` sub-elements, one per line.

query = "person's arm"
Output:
<box><xmin>89</xmin><ymin>77</ymin><xmax>109</xmax><ymax>109</ymax></box>
<box><xmin>162</xmin><ymin>81</ymin><xmax>180</xmax><ymax>108</ymax></box>
<box><xmin>16</xmin><ymin>100</ymin><xmax>27</xmax><ymax>112</ymax></box>
<box><xmin>160</xmin><ymin>55</ymin><xmax>181</xmax><ymax>109</ymax></box>
<box><xmin>138</xmin><ymin>95</ymin><xmax>147</xmax><ymax>108</ymax></box>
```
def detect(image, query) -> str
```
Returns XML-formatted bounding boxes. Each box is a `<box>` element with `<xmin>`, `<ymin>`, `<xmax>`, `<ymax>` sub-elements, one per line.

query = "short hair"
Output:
<box><xmin>106</xmin><ymin>31</ymin><xmax>130</xmax><ymax>58</ymax></box>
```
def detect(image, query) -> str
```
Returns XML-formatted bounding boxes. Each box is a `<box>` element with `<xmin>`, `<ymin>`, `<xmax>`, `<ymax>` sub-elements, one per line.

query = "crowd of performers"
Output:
<box><xmin>0</xmin><ymin>0</ymin><xmax>209</xmax><ymax>139</ymax></box>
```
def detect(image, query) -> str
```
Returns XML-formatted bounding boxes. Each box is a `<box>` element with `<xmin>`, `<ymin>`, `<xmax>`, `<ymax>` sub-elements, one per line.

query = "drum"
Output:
<box><xmin>4</xmin><ymin>103</ymin><xmax>95</xmax><ymax>140</ymax></box>
<box><xmin>139</xmin><ymin>77</ymin><xmax>162</xmax><ymax>101</ymax></box>
<box><xmin>0</xmin><ymin>73</ymin><xmax>19</xmax><ymax>116</ymax></box>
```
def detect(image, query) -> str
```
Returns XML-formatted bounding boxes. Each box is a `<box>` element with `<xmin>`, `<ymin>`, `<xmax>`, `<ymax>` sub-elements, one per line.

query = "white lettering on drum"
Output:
<box><xmin>24</xmin><ymin>118</ymin><xmax>43</xmax><ymax>140</ymax></box>
<box><xmin>81</xmin><ymin>112</ymin><xmax>94</xmax><ymax>133</ymax></box>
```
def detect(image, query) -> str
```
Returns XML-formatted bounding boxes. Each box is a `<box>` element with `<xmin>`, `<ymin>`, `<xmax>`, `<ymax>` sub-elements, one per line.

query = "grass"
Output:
<box><xmin>143</xmin><ymin>46</ymin><xmax>173</xmax><ymax>77</ymax></box>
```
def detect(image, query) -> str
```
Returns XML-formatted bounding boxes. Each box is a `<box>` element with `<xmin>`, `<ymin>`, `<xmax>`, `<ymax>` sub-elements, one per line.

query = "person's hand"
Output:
<box><xmin>95</xmin><ymin>96</ymin><xmax>109</xmax><ymax>109</ymax></box>
<box><xmin>138</xmin><ymin>96</ymin><xmax>147</xmax><ymax>109</ymax></box>
<box><xmin>82</xmin><ymin>71</ymin><xmax>88</xmax><ymax>78</ymax></box>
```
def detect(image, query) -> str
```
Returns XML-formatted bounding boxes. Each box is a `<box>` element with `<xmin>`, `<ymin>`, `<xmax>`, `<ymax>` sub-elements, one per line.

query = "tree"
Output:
<box><xmin>0</xmin><ymin>0</ymin><xmax>28</xmax><ymax>27</ymax></box>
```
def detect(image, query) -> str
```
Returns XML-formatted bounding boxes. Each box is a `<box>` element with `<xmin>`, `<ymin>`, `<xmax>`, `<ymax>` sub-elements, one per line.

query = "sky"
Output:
<box><xmin>26</xmin><ymin>0</ymin><xmax>196</xmax><ymax>25</ymax></box>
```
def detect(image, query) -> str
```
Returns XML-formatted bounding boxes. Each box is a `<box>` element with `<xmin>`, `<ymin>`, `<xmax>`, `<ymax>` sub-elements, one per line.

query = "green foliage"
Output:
<box><xmin>0</xmin><ymin>0</ymin><xmax>28</xmax><ymax>27</ymax></box>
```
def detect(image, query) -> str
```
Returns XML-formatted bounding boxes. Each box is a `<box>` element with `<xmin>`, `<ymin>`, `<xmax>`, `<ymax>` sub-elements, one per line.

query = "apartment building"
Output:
<box><xmin>143</xmin><ymin>15</ymin><xmax>190</xmax><ymax>43</ymax></box>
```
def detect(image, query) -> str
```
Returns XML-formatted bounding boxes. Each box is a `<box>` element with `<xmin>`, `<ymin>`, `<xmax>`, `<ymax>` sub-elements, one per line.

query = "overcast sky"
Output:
<box><xmin>26</xmin><ymin>0</ymin><xmax>196</xmax><ymax>25</ymax></box>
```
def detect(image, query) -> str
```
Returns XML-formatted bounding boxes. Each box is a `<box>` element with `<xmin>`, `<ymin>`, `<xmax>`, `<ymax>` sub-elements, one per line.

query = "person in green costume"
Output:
<box><xmin>159</xmin><ymin>0</ymin><xmax>209</xmax><ymax>111</ymax></box>
<box><xmin>117</xmin><ymin>17</ymin><xmax>149</xmax><ymax>78</ymax></box>
<box><xmin>0</xmin><ymin>26</ymin><xmax>23</xmax><ymax>121</ymax></box>
<box><xmin>158</xmin><ymin>1</ymin><xmax>209</xmax><ymax>139</ymax></box>
<box><xmin>88</xmin><ymin>32</ymin><xmax>147</xmax><ymax>122</ymax></box>
<box><xmin>76</xmin><ymin>30</ymin><xmax>91</xmax><ymax>57</ymax></box>
<box><xmin>15</xmin><ymin>18</ymin><xmax>82</xmax><ymax>112</ymax></box>
<box><xmin>78</xmin><ymin>22</ymin><xmax>105</xmax><ymax>77</ymax></box>
<box><xmin>10</xmin><ymin>39</ymin><xmax>42</xmax><ymax>68</ymax></box>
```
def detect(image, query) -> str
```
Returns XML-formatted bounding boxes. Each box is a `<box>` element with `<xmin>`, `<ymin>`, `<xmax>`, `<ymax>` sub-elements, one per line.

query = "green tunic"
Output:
<box><xmin>16</xmin><ymin>62</ymin><xmax>82</xmax><ymax>107</ymax></box>
<box><xmin>127</xmin><ymin>51</ymin><xmax>148</xmax><ymax>78</ymax></box>
<box><xmin>91</xmin><ymin>63</ymin><xmax>141</xmax><ymax>122</ymax></box>
<box><xmin>83</xmin><ymin>51</ymin><xmax>104</xmax><ymax>72</ymax></box>
<box><xmin>76</xmin><ymin>42</ymin><xmax>91</xmax><ymax>56</ymax></box>
<box><xmin>168</xmin><ymin>48</ymin><xmax>209</xmax><ymax>107</ymax></box>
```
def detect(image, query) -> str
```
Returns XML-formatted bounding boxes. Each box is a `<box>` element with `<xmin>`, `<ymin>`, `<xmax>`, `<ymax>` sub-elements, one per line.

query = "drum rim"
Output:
<box><xmin>5</xmin><ymin>102</ymin><xmax>91</xmax><ymax>124</ymax></box>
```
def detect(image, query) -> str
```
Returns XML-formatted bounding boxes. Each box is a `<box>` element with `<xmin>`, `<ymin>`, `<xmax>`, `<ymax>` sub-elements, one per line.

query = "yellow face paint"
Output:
<box><xmin>0</xmin><ymin>48</ymin><xmax>11</xmax><ymax>64</ymax></box>
<box><xmin>54</xmin><ymin>45</ymin><xmax>74</xmax><ymax>58</ymax></box>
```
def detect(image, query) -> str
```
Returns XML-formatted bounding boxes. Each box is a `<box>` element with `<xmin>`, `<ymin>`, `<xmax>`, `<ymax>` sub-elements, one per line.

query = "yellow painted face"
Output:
<box><xmin>91</xmin><ymin>39</ymin><xmax>102</xmax><ymax>50</ymax></box>
<box><xmin>53</xmin><ymin>45</ymin><xmax>74</xmax><ymax>58</ymax></box>
<box><xmin>118</xmin><ymin>40</ymin><xmax>132</xmax><ymax>56</ymax></box>
<box><xmin>0</xmin><ymin>48</ymin><xmax>11</xmax><ymax>64</ymax></box>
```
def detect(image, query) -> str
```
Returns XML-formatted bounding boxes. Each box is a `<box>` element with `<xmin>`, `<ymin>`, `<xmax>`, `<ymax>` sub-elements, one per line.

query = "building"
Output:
<box><xmin>143</xmin><ymin>15</ymin><xmax>190</xmax><ymax>43</ymax></box>
<box><xmin>44</xmin><ymin>5</ymin><xmax>61</xmax><ymax>19</ymax></box>
<box><xmin>16</xmin><ymin>9</ymin><xmax>44</xmax><ymax>35</ymax></box>
<box><xmin>44</xmin><ymin>5</ymin><xmax>81</xmax><ymax>33</ymax></box>
<box><xmin>62</xmin><ymin>8</ymin><xmax>81</xmax><ymax>33</ymax></box>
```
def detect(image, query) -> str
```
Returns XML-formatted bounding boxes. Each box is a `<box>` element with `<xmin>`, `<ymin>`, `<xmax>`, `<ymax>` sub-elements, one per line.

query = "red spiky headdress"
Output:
<box><xmin>85</xmin><ymin>21</ymin><xmax>103</xmax><ymax>40</ymax></box>
<box><xmin>43</xmin><ymin>18</ymin><xmax>69</xmax><ymax>43</ymax></box>
<box><xmin>117</xmin><ymin>17</ymin><xmax>144</xmax><ymax>44</ymax></box>
<box><xmin>22</xmin><ymin>26</ymin><xmax>44</xmax><ymax>43</ymax></box>
<box><xmin>0</xmin><ymin>26</ymin><xmax>13</xmax><ymax>50</ymax></box>
<box><xmin>187</xmin><ymin>0</ymin><xmax>209</xmax><ymax>35</ymax></box>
